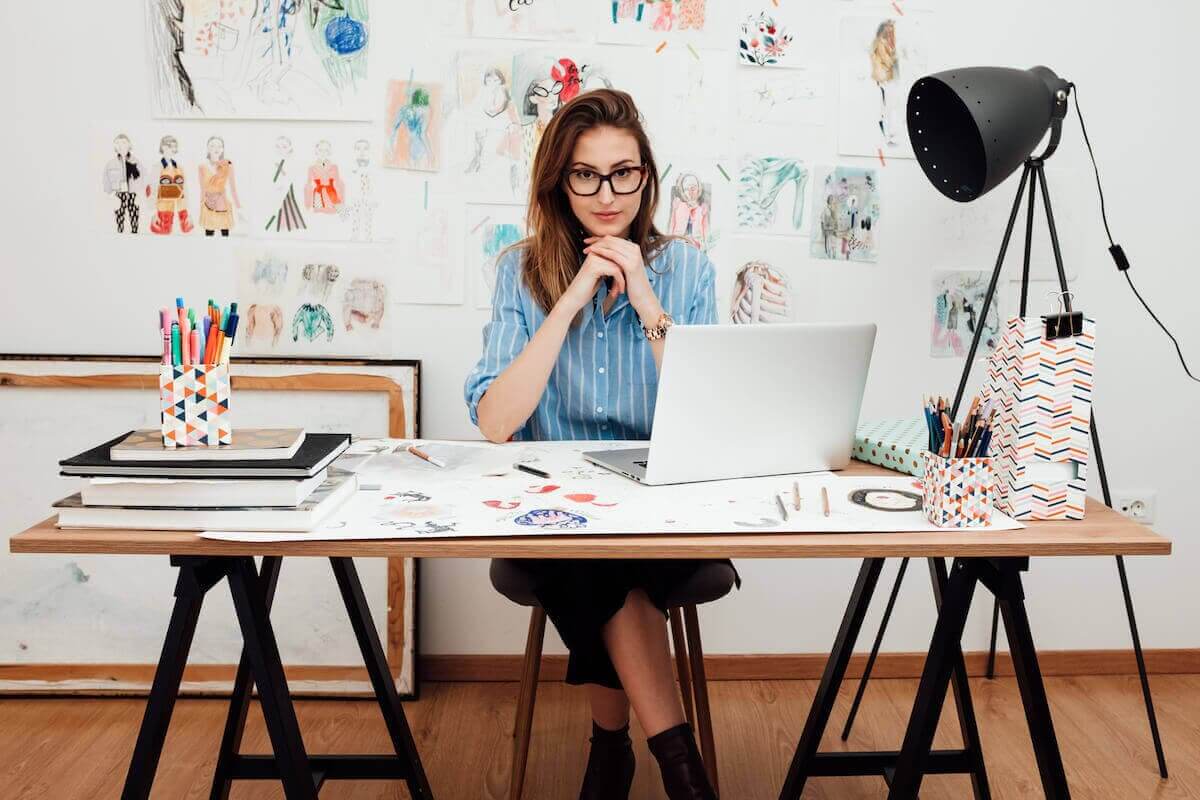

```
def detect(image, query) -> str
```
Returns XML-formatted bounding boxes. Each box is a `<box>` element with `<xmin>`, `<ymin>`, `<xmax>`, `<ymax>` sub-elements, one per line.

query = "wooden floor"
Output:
<box><xmin>1</xmin><ymin>676</ymin><xmax>1198</xmax><ymax>799</ymax></box>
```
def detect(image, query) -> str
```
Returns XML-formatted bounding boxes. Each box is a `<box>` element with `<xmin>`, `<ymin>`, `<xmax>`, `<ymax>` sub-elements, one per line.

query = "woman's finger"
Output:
<box><xmin>592</xmin><ymin>257</ymin><xmax>626</xmax><ymax>295</ymax></box>
<box><xmin>586</xmin><ymin>244</ymin><xmax>632</xmax><ymax>271</ymax></box>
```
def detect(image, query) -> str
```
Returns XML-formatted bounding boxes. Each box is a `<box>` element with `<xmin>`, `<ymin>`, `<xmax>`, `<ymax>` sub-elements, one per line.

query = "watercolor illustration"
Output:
<box><xmin>736</xmin><ymin>156</ymin><xmax>808</xmax><ymax>234</ymax></box>
<box><xmin>809</xmin><ymin>166</ymin><xmax>880</xmax><ymax>263</ymax></box>
<box><xmin>931</xmin><ymin>270</ymin><xmax>1004</xmax><ymax>359</ymax></box>
<box><xmin>384</xmin><ymin>80</ymin><xmax>441</xmax><ymax>171</ymax></box>
<box><xmin>102</xmin><ymin>133</ymin><xmax>144</xmax><ymax>235</ymax></box>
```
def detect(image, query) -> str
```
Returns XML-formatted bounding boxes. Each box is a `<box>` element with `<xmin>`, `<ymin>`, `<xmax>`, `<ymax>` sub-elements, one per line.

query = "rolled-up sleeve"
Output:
<box><xmin>464</xmin><ymin>249</ymin><xmax>530</xmax><ymax>428</ymax></box>
<box><xmin>686</xmin><ymin>248</ymin><xmax>719</xmax><ymax>325</ymax></box>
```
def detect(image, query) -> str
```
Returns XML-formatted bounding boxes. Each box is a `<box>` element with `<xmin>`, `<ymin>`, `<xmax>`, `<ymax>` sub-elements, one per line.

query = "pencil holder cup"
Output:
<box><xmin>921</xmin><ymin>451</ymin><xmax>994</xmax><ymax>528</ymax></box>
<box><xmin>159</xmin><ymin>363</ymin><xmax>232</xmax><ymax>447</ymax></box>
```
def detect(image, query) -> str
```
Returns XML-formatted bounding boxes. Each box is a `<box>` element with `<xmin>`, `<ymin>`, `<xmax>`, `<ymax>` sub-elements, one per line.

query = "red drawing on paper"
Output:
<box><xmin>564</xmin><ymin>492</ymin><xmax>619</xmax><ymax>507</ymax></box>
<box><xmin>525</xmin><ymin>484</ymin><xmax>560</xmax><ymax>494</ymax></box>
<box><xmin>484</xmin><ymin>499</ymin><xmax>521</xmax><ymax>510</ymax></box>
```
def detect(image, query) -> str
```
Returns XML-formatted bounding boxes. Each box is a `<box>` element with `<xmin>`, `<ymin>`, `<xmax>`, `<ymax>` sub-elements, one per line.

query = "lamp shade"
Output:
<box><xmin>906</xmin><ymin>66</ymin><xmax>1069</xmax><ymax>202</ymax></box>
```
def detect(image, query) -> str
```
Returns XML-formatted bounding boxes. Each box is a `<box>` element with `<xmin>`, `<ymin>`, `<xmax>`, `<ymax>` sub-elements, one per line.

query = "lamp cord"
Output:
<box><xmin>1071</xmin><ymin>82</ymin><xmax>1199</xmax><ymax>383</ymax></box>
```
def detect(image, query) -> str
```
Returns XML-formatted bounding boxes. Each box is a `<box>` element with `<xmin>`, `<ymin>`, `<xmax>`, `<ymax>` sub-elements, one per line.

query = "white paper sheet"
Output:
<box><xmin>203</xmin><ymin>440</ymin><xmax>1025</xmax><ymax>542</ymax></box>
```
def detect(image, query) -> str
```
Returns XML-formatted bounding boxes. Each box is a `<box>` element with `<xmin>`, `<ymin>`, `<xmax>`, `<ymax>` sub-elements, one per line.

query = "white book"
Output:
<box><xmin>81</xmin><ymin>470</ymin><xmax>328</xmax><ymax>509</ymax></box>
<box><xmin>54</xmin><ymin>474</ymin><xmax>357</xmax><ymax>532</ymax></box>
<box><xmin>110</xmin><ymin>428</ymin><xmax>306</xmax><ymax>461</ymax></box>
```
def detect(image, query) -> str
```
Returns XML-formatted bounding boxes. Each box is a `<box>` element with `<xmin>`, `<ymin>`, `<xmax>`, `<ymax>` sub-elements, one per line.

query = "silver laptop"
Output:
<box><xmin>583</xmin><ymin>322</ymin><xmax>876</xmax><ymax>485</ymax></box>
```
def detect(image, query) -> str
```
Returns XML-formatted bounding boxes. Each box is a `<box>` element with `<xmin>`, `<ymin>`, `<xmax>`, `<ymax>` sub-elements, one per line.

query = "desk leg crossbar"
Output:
<box><xmin>781</xmin><ymin>556</ymin><xmax>1068</xmax><ymax>800</ymax></box>
<box><xmin>121</xmin><ymin>555</ymin><xmax>433</xmax><ymax>800</ymax></box>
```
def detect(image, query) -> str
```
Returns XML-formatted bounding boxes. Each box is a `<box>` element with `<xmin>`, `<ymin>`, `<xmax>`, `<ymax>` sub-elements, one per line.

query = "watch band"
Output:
<box><xmin>642</xmin><ymin>312</ymin><xmax>674</xmax><ymax>341</ymax></box>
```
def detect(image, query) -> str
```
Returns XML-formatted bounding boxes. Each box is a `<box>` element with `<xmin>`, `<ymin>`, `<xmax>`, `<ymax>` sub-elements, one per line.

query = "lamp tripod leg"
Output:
<box><xmin>1036</xmin><ymin>164</ymin><xmax>1168</xmax><ymax>780</ymax></box>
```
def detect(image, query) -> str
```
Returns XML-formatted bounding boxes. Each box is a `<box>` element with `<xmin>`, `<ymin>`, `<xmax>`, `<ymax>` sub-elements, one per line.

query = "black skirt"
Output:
<box><xmin>515</xmin><ymin>558</ymin><xmax>741</xmax><ymax>689</ymax></box>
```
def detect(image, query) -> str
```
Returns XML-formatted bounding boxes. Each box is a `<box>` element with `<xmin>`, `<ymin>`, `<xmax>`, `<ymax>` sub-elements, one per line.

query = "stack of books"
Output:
<box><xmin>54</xmin><ymin>429</ymin><xmax>356</xmax><ymax>532</ymax></box>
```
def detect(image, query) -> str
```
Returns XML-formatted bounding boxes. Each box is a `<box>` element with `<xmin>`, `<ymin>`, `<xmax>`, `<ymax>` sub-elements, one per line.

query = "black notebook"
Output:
<box><xmin>60</xmin><ymin>432</ymin><xmax>351</xmax><ymax>478</ymax></box>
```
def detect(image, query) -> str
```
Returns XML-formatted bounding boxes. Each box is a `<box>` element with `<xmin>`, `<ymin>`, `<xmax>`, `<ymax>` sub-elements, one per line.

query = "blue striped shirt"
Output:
<box><xmin>465</xmin><ymin>238</ymin><xmax>718</xmax><ymax>441</ymax></box>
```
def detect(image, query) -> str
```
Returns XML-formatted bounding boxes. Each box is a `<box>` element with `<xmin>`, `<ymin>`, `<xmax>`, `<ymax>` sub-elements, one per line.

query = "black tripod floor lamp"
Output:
<box><xmin>838</xmin><ymin>65</ymin><xmax>1169</xmax><ymax>779</ymax></box>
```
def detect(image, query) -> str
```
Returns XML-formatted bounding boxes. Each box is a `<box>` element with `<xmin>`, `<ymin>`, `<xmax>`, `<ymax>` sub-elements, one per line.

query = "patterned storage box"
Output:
<box><xmin>921</xmin><ymin>451</ymin><xmax>994</xmax><ymax>528</ymax></box>
<box><xmin>159</xmin><ymin>364</ymin><xmax>232</xmax><ymax>447</ymax></box>
<box><xmin>979</xmin><ymin>315</ymin><xmax>1095</xmax><ymax>520</ymax></box>
<box><xmin>854</xmin><ymin>418</ymin><xmax>928</xmax><ymax>477</ymax></box>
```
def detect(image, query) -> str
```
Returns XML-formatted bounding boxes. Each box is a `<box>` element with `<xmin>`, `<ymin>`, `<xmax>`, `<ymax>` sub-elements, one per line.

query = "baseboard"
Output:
<box><xmin>418</xmin><ymin>649</ymin><xmax>1200</xmax><ymax>682</ymax></box>
<box><xmin>4</xmin><ymin>649</ymin><xmax>1194</xmax><ymax>695</ymax></box>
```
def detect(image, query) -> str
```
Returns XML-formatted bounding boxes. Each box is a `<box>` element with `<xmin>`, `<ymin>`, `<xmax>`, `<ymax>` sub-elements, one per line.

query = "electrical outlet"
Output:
<box><xmin>1113</xmin><ymin>491</ymin><xmax>1156</xmax><ymax>524</ymax></box>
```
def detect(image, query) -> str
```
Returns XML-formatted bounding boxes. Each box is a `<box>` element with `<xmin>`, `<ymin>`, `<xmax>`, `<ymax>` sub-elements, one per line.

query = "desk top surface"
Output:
<box><xmin>10</xmin><ymin>461</ymin><xmax>1170</xmax><ymax>560</ymax></box>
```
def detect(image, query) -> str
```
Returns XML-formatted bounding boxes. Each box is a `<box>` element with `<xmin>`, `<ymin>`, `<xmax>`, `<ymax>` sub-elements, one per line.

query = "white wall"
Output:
<box><xmin>1</xmin><ymin>0</ymin><xmax>1196</xmax><ymax>661</ymax></box>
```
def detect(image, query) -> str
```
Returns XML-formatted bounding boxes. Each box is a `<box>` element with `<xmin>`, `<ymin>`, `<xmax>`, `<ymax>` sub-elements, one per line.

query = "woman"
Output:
<box><xmin>464</xmin><ymin>89</ymin><xmax>727</xmax><ymax>800</ymax></box>
<box><xmin>198</xmin><ymin>136</ymin><xmax>240</xmax><ymax>237</ymax></box>
<box><xmin>148</xmin><ymin>135</ymin><xmax>193</xmax><ymax>235</ymax></box>
<box><xmin>870</xmin><ymin>19</ymin><xmax>900</xmax><ymax>146</ymax></box>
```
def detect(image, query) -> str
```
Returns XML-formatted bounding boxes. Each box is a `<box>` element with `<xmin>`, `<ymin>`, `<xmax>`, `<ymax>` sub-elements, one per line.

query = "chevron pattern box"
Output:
<box><xmin>922</xmin><ymin>452</ymin><xmax>994</xmax><ymax>527</ymax></box>
<box><xmin>853</xmin><ymin>418</ymin><xmax>928</xmax><ymax>477</ymax></box>
<box><xmin>159</xmin><ymin>364</ymin><xmax>232</xmax><ymax>448</ymax></box>
<box><xmin>980</xmin><ymin>315</ymin><xmax>1095</xmax><ymax>520</ymax></box>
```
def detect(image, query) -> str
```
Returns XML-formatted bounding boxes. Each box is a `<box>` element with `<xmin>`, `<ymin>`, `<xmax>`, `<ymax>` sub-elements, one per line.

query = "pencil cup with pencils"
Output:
<box><xmin>921</xmin><ymin>451</ymin><xmax>994</xmax><ymax>528</ymax></box>
<box><xmin>157</xmin><ymin>296</ymin><xmax>238</xmax><ymax>447</ymax></box>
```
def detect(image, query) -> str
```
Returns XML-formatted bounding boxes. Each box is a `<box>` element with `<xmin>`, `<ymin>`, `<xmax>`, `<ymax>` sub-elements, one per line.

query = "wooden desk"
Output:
<box><xmin>8</xmin><ymin>463</ymin><xmax>1171</xmax><ymax>800</ymax></box>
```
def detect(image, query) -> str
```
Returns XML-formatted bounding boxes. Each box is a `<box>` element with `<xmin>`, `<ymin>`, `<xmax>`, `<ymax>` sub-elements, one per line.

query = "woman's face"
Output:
<box><xmin>863</xmin><ymin>490</ymin><xmax>920</xmax><ymax>511</ymax></box>
<box><xmin>207</xmin><ymin>139</ymin><xmax>223</xmax><ymax>160</ymax></box>
<box><xmin>566</xmin><ymin>125</ymin><xmax>644</xmax><ymax>239</ymax></box>
<box><xmin>681</xmin><ymin>175</ymin><xmax>701</xmax><ymax>203</ymax></box>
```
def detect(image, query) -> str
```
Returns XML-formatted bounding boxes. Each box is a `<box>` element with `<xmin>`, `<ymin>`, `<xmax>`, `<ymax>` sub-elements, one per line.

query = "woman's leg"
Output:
<box><xmin>587</xmin><ymin>684</ymin><xmax>631</xmax><ymax>730</ymax></box>
<box><xmin>602</xmin><ymin>588</ymin><xmax>685</xmax><ymax>737</ymax></box>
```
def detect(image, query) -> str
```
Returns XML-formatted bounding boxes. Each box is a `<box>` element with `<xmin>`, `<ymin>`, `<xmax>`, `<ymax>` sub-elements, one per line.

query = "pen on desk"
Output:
<box><xmin>514</xmin><ymin>462</ymin><xmax>551</xmax><ymax>479</ymax></box>
<box><xmin>792</xmin><ymin>480</ymin><xmax>801</xmax><ymax>511</ymax></box>
<box><xmin>406</xmin><ymin>444</ymin><xmax>446</xmax><ymax>468</ymax></box>
<box><xmin>821</xmin><ymin>486</ymin><xmax>831</xmax><ymax>517</ymax></box>
<box><xmin>775</xmin><ymin>493</ymin><xmax>789</xmax><ymax>521</ymax></box>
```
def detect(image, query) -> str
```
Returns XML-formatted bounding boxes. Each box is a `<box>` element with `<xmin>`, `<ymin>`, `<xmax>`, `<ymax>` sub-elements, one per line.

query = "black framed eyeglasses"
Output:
<box><xmin>564</xmin><ymin>165</ymin><xmax>648</xmax><ymax>196</ymax></box>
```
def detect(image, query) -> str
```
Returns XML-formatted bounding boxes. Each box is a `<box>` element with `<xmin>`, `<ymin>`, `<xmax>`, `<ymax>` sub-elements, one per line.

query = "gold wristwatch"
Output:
<box><xmin>642</xmin><ymin>311</ymin><xmax>674</xmax><ymax>341</ymax></box>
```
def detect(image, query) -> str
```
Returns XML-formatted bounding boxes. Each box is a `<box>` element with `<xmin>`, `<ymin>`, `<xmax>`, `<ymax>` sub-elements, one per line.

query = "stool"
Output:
<box><xmin>490</xmin><ymin>558</ymin><xmax>736</xmax><ymax>800</ymax></box>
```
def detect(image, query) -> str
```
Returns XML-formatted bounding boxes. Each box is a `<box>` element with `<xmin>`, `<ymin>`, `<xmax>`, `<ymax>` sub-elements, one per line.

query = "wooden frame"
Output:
<box><xmin>0</xmin><ymin>353</ymin><xmax>420</xmax><ymax>698</ymax></box>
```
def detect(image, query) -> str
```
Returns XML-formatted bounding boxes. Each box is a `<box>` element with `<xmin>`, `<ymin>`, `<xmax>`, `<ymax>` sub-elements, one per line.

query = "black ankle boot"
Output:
<box><xmin>647</xmin><ymin>723</ymin><xmax>717</xmax><ymax>800</ymax></box>
<box><xmin>579</xmin><ymin>721</ymin><xmax>635</xmax><ymax>800</ymax></box>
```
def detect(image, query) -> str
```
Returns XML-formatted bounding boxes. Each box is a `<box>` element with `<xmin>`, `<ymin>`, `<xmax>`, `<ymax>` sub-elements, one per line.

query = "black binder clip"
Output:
<box><xmin>1042</xmin><ymin>291</ymin><xmax>1083</xmax><ymax>340</ymax></box>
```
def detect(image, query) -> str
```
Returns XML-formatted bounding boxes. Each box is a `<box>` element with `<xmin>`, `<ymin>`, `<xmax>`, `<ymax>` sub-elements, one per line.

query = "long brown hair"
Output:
<box><xmin>517</xmin><ymin>88</ymin><xmax>666</xmax><ymax>316</ymax></box>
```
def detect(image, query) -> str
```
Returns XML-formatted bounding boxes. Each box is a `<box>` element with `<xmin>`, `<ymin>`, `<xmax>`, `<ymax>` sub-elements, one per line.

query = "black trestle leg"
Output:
<box><xmin>122</xmin><ymin>557</ymin><xmax>224</xmax><ymax>800</ymax></box>
<box><xmin>888</xmin><ymin>558</ymin><xmax>979</xmax><ymax>799</ymax></box>
<box><xmin>330</xmin><ymin>556</ymin><xmax>434</xmax><ymax>799</ymax></box>
<box><xmin>226</xmin><ymin>556</ymin><xmax>317</xmax><ymax>799</ymax></box>
<box><xmin>842</xmin><ymin>557</ymin><xmax>909</xmax><ymax>741</ymax></box>
<box><xmin>779</xmin><ymin>558</ymin><xmax>885</xmax><ymax>800</ymax></box>
<box><xmin>210</xmin><ymin>556</ymin><xmax>284</xmax><ymax>800</ymax></box>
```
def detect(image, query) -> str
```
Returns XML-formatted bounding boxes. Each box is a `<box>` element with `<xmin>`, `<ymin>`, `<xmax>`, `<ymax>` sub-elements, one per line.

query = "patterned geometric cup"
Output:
<box><xmin>921</xmin><ymin>451</ymin><xmax>994</xmax><ymax>528</ymax></box>
<box><xmin>159</xmin><ymin>364</ymin><xmax>232</xmax><ymax>447</ymax></box>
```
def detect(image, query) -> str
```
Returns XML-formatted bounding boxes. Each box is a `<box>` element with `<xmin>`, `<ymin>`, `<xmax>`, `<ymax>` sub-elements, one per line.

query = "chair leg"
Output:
<box><xmin>510</xmin><ymin>607</ymin><xmax>546</xmax><ymax>800</ymax></box>
<box><xmin>669</xmin><ymin>607</ymin><xmax>697</xmax><ymax>729</ymax></box>
<box><xmin>683</xmin><ymin>605</ymin><xmax>719</xmax><ymax>796</ymax></box>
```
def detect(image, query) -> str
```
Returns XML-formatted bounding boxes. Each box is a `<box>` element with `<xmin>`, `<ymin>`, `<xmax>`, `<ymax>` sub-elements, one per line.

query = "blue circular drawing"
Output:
<box><xmin>514</xmin><ymin>509</ymin><xmax>588</xmax><ymax>530</ymax></box>
<box><xmin>325</xmin><ymin>16</ymin><xmax>367</xmax><ymax>55</ymax></box>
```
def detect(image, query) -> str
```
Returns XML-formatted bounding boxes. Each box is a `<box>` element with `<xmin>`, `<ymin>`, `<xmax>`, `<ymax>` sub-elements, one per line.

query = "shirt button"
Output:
<box><xmin>598</xmin><ymin>367</ymin><xmax>605</xmax><ymax>374</ymax></box>
<box><xmin>596</xmin><ymin>406</ymin><xmax>604</xmax><ymax>414</ymax></box>
<box><xmin>601</xmin><ymin>424</ymin><xmax>609</xmax><ymax>430</ymax></box>
<box><xmin>597</xmin><ymin>332</ymin><xmax>604</xmax><ymax>338</ymax></box>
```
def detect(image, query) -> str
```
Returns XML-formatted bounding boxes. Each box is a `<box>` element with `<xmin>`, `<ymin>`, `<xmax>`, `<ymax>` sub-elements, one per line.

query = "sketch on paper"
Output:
<box><xmin>198</xmin><ymin>135</ymin><xmax>242</xmax><ymax>237</ymax></box>
<box><xmin>469</xmin><ymin>0</ymin><xmax>574</xmax><ymax>39</ymax></box>
<box><xmin>511</xmin><ymin>52</ymin><xmax>584</xmax><ymax>186</ymax></box>
<box><xmin>469</xmin><ymin>205</ymin><xmax>527</xmax><ymax>308</ymax></box>
<box><xmin>245</xmin><ymin>303</ymin><xmax>284</xmax><ymax>346</ymax></box>
<box><xmin>236</xmin><ymin>244</ymin><xmax>395</xmax><ymax>356</ymax></box>
<box><xmin>737</xmin><ymin>11</ymin><xmax>795</xmax><ymax>67</ymax></box>
<box><xmin>738</xmin><ymin>70</ymin><xmax>825</xmax><ymax>127</ymax></box>
<box><xmin>342</xmin><ymin>138</ymin><xmax>380</xmax><ymax>241</ymax></box>
<box><xmin>931</xmin><ymin>270</ymin><xmax>1003</xmax><ymax>359</ymax></box>
<box><xmin>147</xmin><ymin>134</ymin><xmax>195</xmax><ymax>235</ymax></box>
<box><xmin>848</xmin><ymin>488</ymin><xmax>923</xmax><ymax>512</ymax></box>
<box><xmin>304</xmin><ymin>139</ymin><xmax>345</xmax><ymax>217</ymax></box>
<box><xmin>809</xmin><ymin>166</ymin><xmax>880</xmax><ymax>263</ymax></box>
<box><xmin>146</xmin><ymin>0</ymin><xmax>371</xmax><ymax>119</ymax></box>
<box><xmin>603</xmin><ymin>0</ymin><xmax>708</xmax><ymax>37</ymax></box>
<box><xmin>838</xmin><ymin>15</ymin><xmax>928</xmax><ymax>158</ymax></box>
<box><xmin>736</xmin><ymin>156</ymin><xmax>808</xmax><ymax>234</ymax></box>
<box><xmin>102</xmin><ymin>133</ymin><xmax>144</xmax><ymax>235</ymax></box>
<box><xmin>264</xmin><ymin>136</ymin><xmax>307</xmax><ymax>234</ymax></box>
<box><xmin>731</xmin><ymin>261</ymin><xmax>791</xmax><ymax>324</ymax></box>
<box><xmin>658</xmin><ymin>164</ymin><xmax>727</xmax><ymax>253</ymax></box>
<box><xmin>456</xmin><ymin>52</ymin><xmax>525</xmax><ymax>200</ymax></box>
<box><xmin>384</xmin><ymin>81</ymin><xmax>441</xmax><ymax>172</ymax></box>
